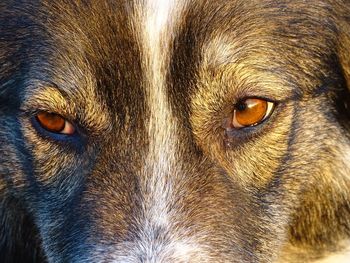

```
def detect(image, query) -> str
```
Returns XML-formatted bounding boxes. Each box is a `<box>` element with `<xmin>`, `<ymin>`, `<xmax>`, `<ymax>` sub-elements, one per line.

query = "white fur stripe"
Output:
<box><xmin>141</xmin><ymin>0</ymin><xmax>179</xmax><ymax>229</ymax></box>
<box><xmin>104</xmin><ymin>2</ymin><xmax>207</xmax><ymax>262</ymax></box>
<box><xmin>132</xmin><ymin>0</ymin><xmax>204</xmax><ymax>261</ymax></box>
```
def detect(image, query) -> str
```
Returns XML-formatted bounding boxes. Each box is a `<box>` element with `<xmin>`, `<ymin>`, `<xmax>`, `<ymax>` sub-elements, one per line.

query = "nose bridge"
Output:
<box><xmin>92</xmin><ymin>2</ymin><xmax>204</xmax><ymax>260</ymax></box>
<box><xmin>140</xmin><ymin>56</ymin><xmax>182</xmax><ymax>261</ymax></box>
<box><xmin>135</xmin><ymin>86</ymin><xmax>204</xmax><ymax>261</ymax></box>
<box><xmin>134</xmin><ymin>26</ymin><xmax>205</xmax><ymax>252</ymax></box>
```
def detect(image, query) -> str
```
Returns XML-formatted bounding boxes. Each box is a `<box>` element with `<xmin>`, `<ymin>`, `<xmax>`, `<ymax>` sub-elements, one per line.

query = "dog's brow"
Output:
<box><xmin>22</xmin><ymin>86</ymin><xmax>72</xmax><ymax>114</ymax></box>
<box><xmin>201</xmin><ymin>36</ymin><xmax>305</xmax><ymax>101</ymax></box>
<box><xmin>22</xmin><ymin>86</ymin><xmax>111</xmax><ymax>132</ymax></box>
<box><xmin>198</xmin><ymin>63</ymin><xmax>300</xmax><ymax>103</ymax></box>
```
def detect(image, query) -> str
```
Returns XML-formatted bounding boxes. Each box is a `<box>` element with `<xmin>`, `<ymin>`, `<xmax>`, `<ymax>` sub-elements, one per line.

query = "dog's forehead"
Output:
<box><xmin>40</xmin><ymin>0</ymin><xmax>335</xmax><ymax>98</ymax></box>
<box><xmin>6</xmin><ymin>0</ymin><xmax>338</xmax><ymax>127</ymax></box>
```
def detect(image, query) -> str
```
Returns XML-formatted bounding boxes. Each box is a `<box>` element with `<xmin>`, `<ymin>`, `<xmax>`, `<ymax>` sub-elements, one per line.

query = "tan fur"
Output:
<box><xmin>0</xmin><ymin>1</ymin><xmax>349</xmax><ymax>262</ymax></box>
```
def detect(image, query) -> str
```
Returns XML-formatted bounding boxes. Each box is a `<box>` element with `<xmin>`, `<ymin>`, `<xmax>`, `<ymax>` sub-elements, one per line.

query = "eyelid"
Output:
<box><xmin>21</xmin><ymin>86</ymin><xmax>72</xmax><ymax>113</ymax></box>
<box><xmin>20</xmin><ymin>107</ymin><xmax>72</xmax><ymax>122</ymax></box>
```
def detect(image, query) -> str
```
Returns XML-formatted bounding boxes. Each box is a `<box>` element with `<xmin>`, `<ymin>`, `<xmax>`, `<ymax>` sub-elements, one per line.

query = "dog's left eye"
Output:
<box><xmin>231</xmin><ymin>98</ymin><xmax>275</xmax><ymax>128</ymax></box>
<box><xmin>35</xmin><ymin>112</ymin><xmax>75</xmax><ymax>135</ymax></box>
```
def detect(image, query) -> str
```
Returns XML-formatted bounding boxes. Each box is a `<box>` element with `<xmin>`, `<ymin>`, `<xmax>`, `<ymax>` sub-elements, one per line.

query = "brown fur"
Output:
<box><xmin>0</xmin><ymin>0</ymin><xmax>349</xmax><ymax>262</ymax></box>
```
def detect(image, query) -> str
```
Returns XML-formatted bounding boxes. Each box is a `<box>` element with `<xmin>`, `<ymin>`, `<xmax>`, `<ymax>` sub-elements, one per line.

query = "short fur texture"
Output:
<box><xmin>0</xmin><ymin>0</ymin><xmax>349</xmax><ymax>262</ymax></box>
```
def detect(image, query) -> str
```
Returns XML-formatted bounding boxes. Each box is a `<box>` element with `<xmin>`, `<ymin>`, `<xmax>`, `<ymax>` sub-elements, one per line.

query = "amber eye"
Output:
<box><xmin>36</xmin><ymin>112</ymin><xmax>75</xmax><ymax>134</ymax></box>
<box><xmin>231</xmin><ymin>98</ymin><xmax>275</xmax><ymax>128</ymax></box>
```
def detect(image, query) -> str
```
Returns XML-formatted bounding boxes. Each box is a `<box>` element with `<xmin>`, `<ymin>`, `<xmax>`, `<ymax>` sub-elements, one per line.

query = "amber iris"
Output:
<box><xmin>233</xmin><ymin>98</ymin><xmax>269</xmax><ymax>128</ymax></box>
<box><xmin>36</xmin><ymin>112</ymin><xmax>66</xmax><ymax>133</ymax></box>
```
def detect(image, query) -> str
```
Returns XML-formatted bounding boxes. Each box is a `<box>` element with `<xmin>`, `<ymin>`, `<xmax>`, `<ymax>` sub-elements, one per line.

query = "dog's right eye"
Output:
<box><xmin>35</xmin><ymin>112</ymin><xmax>75</xmax><ymax>135</ymax></box>
<box><xmin>230</xmin><ymin>98</ymin><xmax>275</xmax><ymax>129</ymax></box>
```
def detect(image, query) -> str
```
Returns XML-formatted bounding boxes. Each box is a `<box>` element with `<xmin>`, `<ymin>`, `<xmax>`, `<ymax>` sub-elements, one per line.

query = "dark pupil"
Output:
<box><xmin>236</xmin><ymin>101</ymin><xmax>247</xmax><ymax>111</ymax></box>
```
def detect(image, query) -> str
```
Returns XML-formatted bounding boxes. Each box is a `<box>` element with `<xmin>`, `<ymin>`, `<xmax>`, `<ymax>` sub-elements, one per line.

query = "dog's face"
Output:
<box><xmin>0</xmin><ymin>0</ymin><xmax>349</xmax><ymax>262</ymax></box>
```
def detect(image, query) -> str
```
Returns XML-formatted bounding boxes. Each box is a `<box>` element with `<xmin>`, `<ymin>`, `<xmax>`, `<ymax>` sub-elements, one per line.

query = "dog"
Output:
<box><xmin>0</xmin><ymin>0</ymin><xmax>349</xmax><ymax>262</ymax></box>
